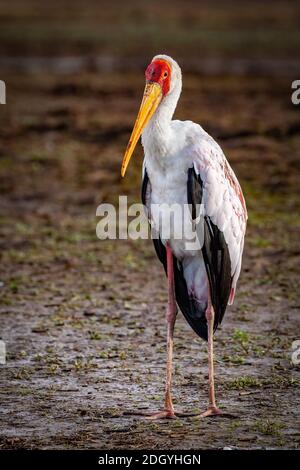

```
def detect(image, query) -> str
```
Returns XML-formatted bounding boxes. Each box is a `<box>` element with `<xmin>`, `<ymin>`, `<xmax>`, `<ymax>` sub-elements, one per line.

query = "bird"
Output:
<box><xmin>121</xmin><ymin>54</ymin><xmax>247</xmax><ymax>419</ymax></box>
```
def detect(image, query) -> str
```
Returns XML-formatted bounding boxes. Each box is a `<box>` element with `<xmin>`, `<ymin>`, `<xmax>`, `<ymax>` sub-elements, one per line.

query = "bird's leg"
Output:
<box><xmin>146</xmin><ymin>242</ymin><xmax>178</xmax><ymax>420</ymax></box>
<box><xmin>198</xmin><ymin>299</ymin><xmax>221</xmax><ymax>418</ymax></box>
<box><xmin>164</xmin><ymin>257</ymin><xmax>177</xmax><ymax>415</ymax></box>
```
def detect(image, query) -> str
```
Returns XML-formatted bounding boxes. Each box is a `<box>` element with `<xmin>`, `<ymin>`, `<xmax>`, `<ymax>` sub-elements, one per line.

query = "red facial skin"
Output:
<box><xmin>145</xmin><ymin>59</ymin><xmax>171</xmax><ymax>97</ymax></box>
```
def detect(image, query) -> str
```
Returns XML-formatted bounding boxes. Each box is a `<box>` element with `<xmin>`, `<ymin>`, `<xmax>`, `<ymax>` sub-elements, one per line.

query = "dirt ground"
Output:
<box><xmin>0</xmin><ymin>0</ymin><xmax>300</xmax><ymax>451</ymax></box>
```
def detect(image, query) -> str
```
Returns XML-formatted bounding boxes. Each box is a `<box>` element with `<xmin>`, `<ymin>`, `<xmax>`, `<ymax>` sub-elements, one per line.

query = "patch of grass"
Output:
<box><xmin>11</xmin><ymin>367</ymin><xmax>33</xmax><ymax>380</ymax></box>
<box><xmin>254</xmin><ymin>419</ymin><xmax>284</xmax><ymax>437</ymax></box>
<box><xmin>265</xmin><ymin>376</ymin><xmax>299</xmax><ymax>389</ymax></box>
<box><xmin>252</xmin><ymin>345</ymin><xmax>266</xmax><ymax>357</ymax></box>
<box><xmin>19</xmin><ymin>387</ymin><xmax>32</xmax><ymax>396</ymax></box>
<box><xmin>228</xmin><ymin>420</ymin><xmax>241</xmax><ymax>431</ymax></box>
<box><xmin>89</xmin><ymin>331</ymin><xmax>102</xmax><ymax>340</ymax></box>
<box><xmin>222</xmin><ymin>354</ymin><xmax>246</xmax><ymax>365</ymax></box>
<box><xmin>46</xmin><ymin>364</ymin><xmax>60</xmax><ymax>375</ymax></box>
<box><xmin>98</xmin><ymin>351</ymin><xmax>109</xmax><ymax>359</ymax></box>
<box><xmin>171</xmin><ymin>420</ymin><xmax>184</xmax><ymax>428</ymax></box>
<box><xmin>119</xmin><ymin>351</ymin><xmax>127</xmax><ymax>360</ymax></box>
<box><xmin>226</xmin><ymin>375</ymin><xmax>261</xmax><ymax>390</ymax></box>
<box><xmin>150</xmin><ymin>395</ymin><xmax>161</xmax><ymax>401</ymax></box>
<box><xmin>232</xmin><ymin>328</ymin><xmax>250</xmax><ymax>351</ymax></box>
<box><xmin>33</xmin><ymin>353</ymin><xmax>43</xmax><ymax>362</ymax></box>
<box><xmin>73</xmin><ymin>359</ymin><xmax>94</xmax><ymax>370</ymax></box>
<box><xmin>232</xmin><ymin>329</ymin><xmax>249</xmax><ymax>344</ymax></box>
<box><xmin>9</xmin><ymin>280</ymin><xmax>19</xmax><ymax>293</ymax></box>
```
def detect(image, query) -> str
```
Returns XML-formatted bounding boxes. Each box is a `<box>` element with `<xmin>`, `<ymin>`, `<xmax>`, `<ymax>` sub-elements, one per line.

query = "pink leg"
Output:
<box><xmin>146</xmin><ymin>242</ymin><xmax>178</xmax><ymax>420</ymax></box>
<box><xmin>198</xmin><ymin>298</ymin><xmax>221</xmax><ymax>417</ymax></box>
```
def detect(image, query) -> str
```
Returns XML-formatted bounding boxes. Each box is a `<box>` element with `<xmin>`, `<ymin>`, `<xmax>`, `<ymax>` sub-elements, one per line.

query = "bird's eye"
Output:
<box><xmin>163</xmin><ymin>71</ymin><xmax>168</xmax><ymax>78</ymax></box>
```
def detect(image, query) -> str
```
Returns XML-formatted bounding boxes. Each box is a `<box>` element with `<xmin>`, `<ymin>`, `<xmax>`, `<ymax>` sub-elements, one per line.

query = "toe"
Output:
<box><xmin>197</xmin><ymin>406</ymin><xmax>222</xmax><ymax>418</ymax></box>
<box><xmin>145</xmin><ymin>410</ymin><xmax>177</xmax><ymax>420</ymax></box>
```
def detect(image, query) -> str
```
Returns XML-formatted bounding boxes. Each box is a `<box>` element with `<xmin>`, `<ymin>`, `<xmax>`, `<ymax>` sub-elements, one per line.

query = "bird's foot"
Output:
<box><xmin>145</xmin><ymin>409</ymin><xmax>177</xmax><ymax>420</ymax></box>
<box><xmin>196</xmin><ymin>405</ymin><xmax>221</xmax><ymax>418</ymax></box>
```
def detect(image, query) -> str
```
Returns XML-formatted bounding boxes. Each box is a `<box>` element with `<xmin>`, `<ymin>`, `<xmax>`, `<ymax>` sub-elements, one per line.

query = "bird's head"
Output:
<box><xmin>121</xmin><ymin>54</ymin><xmax>182</xmax><ymax>177</ymax></box>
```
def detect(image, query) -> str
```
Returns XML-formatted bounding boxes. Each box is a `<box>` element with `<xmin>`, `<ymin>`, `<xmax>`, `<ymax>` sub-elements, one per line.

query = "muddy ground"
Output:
<box><xmin>0</xmin><ymin>0</ymin><xmax>300</xmax><ymax>451</ymax></box>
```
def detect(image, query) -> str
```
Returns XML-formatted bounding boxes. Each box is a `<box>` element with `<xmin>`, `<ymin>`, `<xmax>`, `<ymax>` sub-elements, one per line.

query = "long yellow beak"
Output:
<box><xmin>121</xmin><ymin>82</ymin><xmax>162</xmax><ymax>177</ymax></box>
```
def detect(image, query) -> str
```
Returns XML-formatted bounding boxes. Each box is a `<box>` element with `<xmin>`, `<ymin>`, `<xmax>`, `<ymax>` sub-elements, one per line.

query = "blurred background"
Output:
<box><xmin>0</xmin><ymin>0</ymin><xmax>299</xmax><ymax>450</ymax></box>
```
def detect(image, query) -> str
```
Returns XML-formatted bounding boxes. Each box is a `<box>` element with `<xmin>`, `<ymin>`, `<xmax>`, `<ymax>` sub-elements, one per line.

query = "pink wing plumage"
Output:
<box><xmin>192</xmin><ymin>130</ymin><xmax>247</xmax><ymax>304</ymax></box>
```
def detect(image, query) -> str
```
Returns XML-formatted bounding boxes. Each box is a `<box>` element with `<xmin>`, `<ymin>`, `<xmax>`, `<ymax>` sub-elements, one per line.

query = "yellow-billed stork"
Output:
<box><xmin>121</xmin><ymin>55</ymin><xmax>247</xmax><ymax>419</ymax></box>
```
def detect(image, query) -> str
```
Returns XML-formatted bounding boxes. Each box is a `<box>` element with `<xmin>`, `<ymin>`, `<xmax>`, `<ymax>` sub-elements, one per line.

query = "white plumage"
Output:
<box><xmin>141</xmin><ymin>55</ymin><xmax>247</xmax><ymax>309</ymax></box>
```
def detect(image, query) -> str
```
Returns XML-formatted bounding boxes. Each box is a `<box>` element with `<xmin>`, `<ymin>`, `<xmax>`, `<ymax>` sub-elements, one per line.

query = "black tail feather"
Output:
<box><xmin>173</xmin><ymin>259</ymin><xmax>209</xmax><ymax>341</ymax></box>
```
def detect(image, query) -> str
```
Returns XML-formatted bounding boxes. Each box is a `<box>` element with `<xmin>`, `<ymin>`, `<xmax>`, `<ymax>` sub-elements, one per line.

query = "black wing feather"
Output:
<box><xmin>188</xmin><ymin>167</ymin><xmax>232</xmax><ymax>333</ymax></box>
<box><xmin>141</xmin><ymin>168</ymin><xmax>149</xmax><ymax>207</ymax></box>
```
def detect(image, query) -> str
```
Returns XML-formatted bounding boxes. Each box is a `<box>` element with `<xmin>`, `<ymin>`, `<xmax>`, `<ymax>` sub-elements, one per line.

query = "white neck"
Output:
<box><xmin>141</xmin><ymin>89</ymin><xmax>180</xmax><ymax>158</ymax></box>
